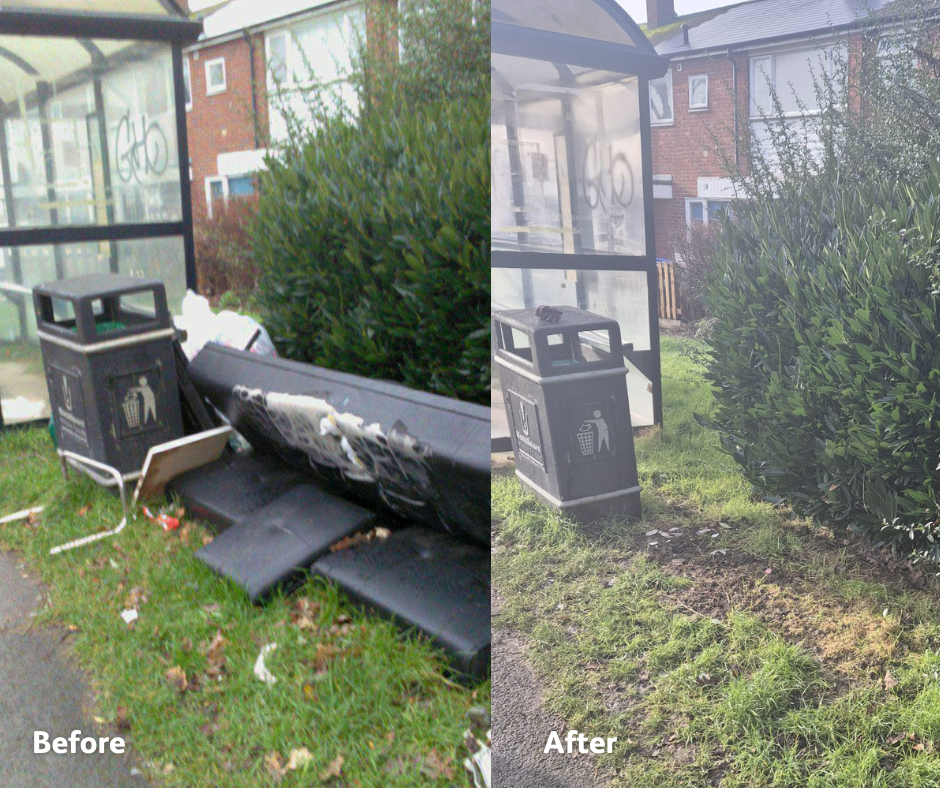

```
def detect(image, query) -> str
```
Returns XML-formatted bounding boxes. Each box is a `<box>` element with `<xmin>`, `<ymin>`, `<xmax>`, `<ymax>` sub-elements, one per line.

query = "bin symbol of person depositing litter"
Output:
<box><xmin>577</xmin><ymin>410</ymin><xmax>609</xmax><ymax>457</ymax></box>
<box><xmin>123</xmin><ymin>376</ymin><xmax>157</xmax><ymax>429</ymax></box>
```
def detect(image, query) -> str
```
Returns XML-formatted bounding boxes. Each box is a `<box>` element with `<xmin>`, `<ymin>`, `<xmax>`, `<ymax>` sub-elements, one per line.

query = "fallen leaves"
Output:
<box><xmin>291</xmin><ymin>598</ymin><xmax>321</xmax><ymax>630</ymax></box>
<box><xmin>202</xmin><ymin>630</ymin><xmax>227</xmax><ymax>681</ymax></box>
<box><xmin>884</xmin><ymin>671</ymin><xmax>899</xmax><ymax>691</ymax></box>
<box><xmin>165</xmin><ymin>666</ymin><xmax>188</xmax><ymax>693</ymax></box>
<box><xmin>264</xmin><ymin>751</ymin><xmax>286</xmax><ymax>784</ymax></box>
<box><xmin>264</xmin><ymin>747</ymin><xmax>321</xmax><ymax>784</ymax></box>
<box><xmin>320</xmin><ymin>754</ymin><xmax>345</xmax><ymax>782</ymax></box>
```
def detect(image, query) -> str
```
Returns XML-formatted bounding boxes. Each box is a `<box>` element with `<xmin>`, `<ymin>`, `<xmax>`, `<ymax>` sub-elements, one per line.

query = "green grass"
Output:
<box><xmin>493</xmin><ymin>335</ymin><xmax>940</xmax><ymax>788</ymax></box>
<box><xmin>0</xmin><ymin>429</ymin><xmax>487</xmax><ymax>787</ymax></box>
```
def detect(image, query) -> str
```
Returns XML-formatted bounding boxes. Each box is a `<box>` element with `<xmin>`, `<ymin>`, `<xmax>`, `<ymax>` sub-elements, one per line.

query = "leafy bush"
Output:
<box><xmin>703</xmin><ymin>163</ymin><xmax>940</xmax><ymax>562</ymax></box>
<box><xmin>254</xmin><ymin>0</ymin><xmax>489</xmax><ymax>404</ymax></box>
<box><xmin>193</xmin><ymin>197</ymin><xmax>260</xmax><ymax>299</ymax></box>
<box><xmin>254</xmin><ymin>96</ymin><xmax>489</xmax><ymax>404</ymax></box>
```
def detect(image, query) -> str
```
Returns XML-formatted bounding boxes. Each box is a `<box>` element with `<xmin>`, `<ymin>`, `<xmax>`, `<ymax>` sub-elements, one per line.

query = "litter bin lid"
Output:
<box><xmin>35</xmin><ymin>273</ymin><xmax>162</xmax><ymax>300</ymax></box>
<box><xmin>34</xmin><ymin>273</ymin><xmax>173</xmax><ymax>348</ymax></box>
<box><xmin>493</xmin><ymin>305</ymin><xmax>620</xmax><ymax>336</ymax></box>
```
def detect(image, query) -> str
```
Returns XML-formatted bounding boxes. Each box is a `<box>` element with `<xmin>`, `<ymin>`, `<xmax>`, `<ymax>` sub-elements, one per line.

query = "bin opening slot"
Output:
<box><xmin>546</xmin><ymin>330</ymin><xmax>612</xmax><ymax>368</ymax></box>
<box><xmin>91</xmin><ymin>291</ymin><xmax>157</xmax><ymax>335</ymax></box>
<box><xmin>497</xmin><ymin>324</ymin><xmax>533</xmax><ymax>364</ymax></box>
<box><xmin>39</xmin><ymin>295</ymin><xmax>79</xmax><ymax>332</ymax></box>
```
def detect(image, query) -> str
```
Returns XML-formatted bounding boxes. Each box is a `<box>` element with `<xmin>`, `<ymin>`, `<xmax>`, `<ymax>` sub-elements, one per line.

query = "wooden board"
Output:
<box><xmin>133</xmin><ymin>426</ymin><xmax>233</xmax><ymax>506</ymax></box>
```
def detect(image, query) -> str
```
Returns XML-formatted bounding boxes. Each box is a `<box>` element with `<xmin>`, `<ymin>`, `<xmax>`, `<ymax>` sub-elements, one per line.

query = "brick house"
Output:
<box><xmin>182</xmin><ymin>0</ymin><xmax>367</xmax><ymax>219</ymax></box>
<box><xmin>645</xmin><ymin>0</ymin><xmax>892</xmax><ymax>264</ymax></box>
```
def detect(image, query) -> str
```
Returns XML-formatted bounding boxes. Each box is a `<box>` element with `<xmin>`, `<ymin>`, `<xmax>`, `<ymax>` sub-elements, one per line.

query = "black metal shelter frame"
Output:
<box><xmin>0</xmin><ymin>4</ymin><xmax>202</xmax><ymax>430</ymax></box>
<box><xmin>491</xmin><ymin>0</ymin><xmax>669</xmax><ymax>452</ymax></box>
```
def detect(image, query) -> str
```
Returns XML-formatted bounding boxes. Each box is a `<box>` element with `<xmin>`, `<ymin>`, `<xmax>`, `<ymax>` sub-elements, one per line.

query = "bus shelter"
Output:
<box><xmin>0</xmin><ymin>1</ymin><xmax>201</xmax><ymax>428</ymax></box>
<box><xmin>491</xmin><ymin>0</ymin><xmax>669</xmax><ymax>451</ymax></box>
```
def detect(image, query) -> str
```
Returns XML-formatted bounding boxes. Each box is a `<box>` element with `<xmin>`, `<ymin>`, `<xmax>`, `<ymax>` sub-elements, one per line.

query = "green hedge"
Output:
<box><xmin>253</xmin><ymin>96</ymin><xmax>489</xmax><ymax>405</ymax></box>
<box><xmin>703</xmin><ymin>165</ymin><xmax>940</xmax><ymax>561</ymax></box>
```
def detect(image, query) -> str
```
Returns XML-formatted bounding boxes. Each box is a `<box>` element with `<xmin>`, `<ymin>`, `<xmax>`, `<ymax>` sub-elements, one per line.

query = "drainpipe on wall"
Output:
<box><xmin>243</xmin><ymin>28</ymin><xmax>261</xmax><ymax>150</ymax></box>
<box><xmin>728</xmin><ymin>50</ymin><xmax>739</xmax><ymax>168</ymax></box>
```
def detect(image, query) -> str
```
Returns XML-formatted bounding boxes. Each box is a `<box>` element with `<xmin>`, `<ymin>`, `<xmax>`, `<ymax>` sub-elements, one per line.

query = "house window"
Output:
<box><xmin>749</xmin><ymin>47</ymin><xmax>836</xmax><ymax>118</ymax></box>
<box><xmin>649</xmin><ymin>68</ymin><xmax>673</xmax><ymax>125</ymax></box>
<box><xmin>267</xmin><ymin>32</ymin><xmax>288</xmax><ymax>84</ymax></box>
<box><xmin>227</xmin><ymin>175</ymin><xmax>256</xmax><ymax>197</ymax></box>
<box><xmin>206</xmin><ymin>175</ymin><xmax>256</xmax><ymax>217</ymax></box>
<box><xmin>205</xmin><ymin>58</ymin><xmax>226</xmax><ymax>96</ymax></box>
<box><xmin>686</xmin><ymin>198</ymin><xmax>730</xmax><ymax>228</ymax></box>
<box><xmin>689</xmin><ymin>74</ymin><xmax>708</xmax><ymax>109</ymax></box>
<box><xmin>183</xmin><ymin>58</ymin><xmax>192</xmax><ymax>111</ymax></box>
<box><xmin>264</xmin><ymin>7</ymin><xmax>364</xmax><ymax>142</ymax></box>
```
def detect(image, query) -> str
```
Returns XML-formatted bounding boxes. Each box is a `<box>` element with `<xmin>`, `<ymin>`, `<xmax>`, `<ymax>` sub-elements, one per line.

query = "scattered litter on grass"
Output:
<box><xmin>0</xmin><ymin>507</ymin><xmax>44</xmax><ymax>526</ymax></box>
<box><xmin>330</xmin><ymin>527</ymin><xmax>392</xmax><ymax>553</ymax></box>
<box><xmin>120</xmin><ymin>609</ymin><xmax>138</xmax><ymax>626</ymax></box>
<box><xmin>885</xmin><ymin>671</ymin><xmax>899</xmax><ymax>691</ymax></box>
<box><xmin>645</xmin><ymin>529</ymin><xmax>658</xmax><ymax>537</ymax></box>
<box><xmin>710</xmin><ymin>549</ymin><xmax>727</xmax><ymax>556</ymax></box>
<box><xmin>141</xmin><ymin>505</ymin><xmax>180</xmax><ymax>532</ymax></box>
<box><xmin>696</xmin><ymin>528</ymin><xmax>711</xmax><ymax>535</ymax></box>
<box><xmin>286</xmin><ymin>748</ymin><xmax>314</xmax><ymax>771</ymax></box>
<box><xmin>254</xmin><ymin>643</ymin><xmax>278</xmax><ymax>686</ymax></box>
<box><xmin>464</xmin><ymin>729</ymin><xmax>491</xmax><ymax>788</ymax></box>
<box><xmin>50</xmin><ymin>517</ymin><xmax>128</xmax><ymax>556</ymax></box>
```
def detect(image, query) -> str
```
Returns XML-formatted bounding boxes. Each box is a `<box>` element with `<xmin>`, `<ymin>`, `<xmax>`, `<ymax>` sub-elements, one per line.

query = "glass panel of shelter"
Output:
<box><xmin>0</xmin><ymin>38</ymin><xmax>181</xmax><ymax>231</ymax></box>
<box><xmin>490</xmin><ymin>51</ymin><xmax>656</xmax><ymax>443</ymax></box>
<box><xmin>0</xmin><ymin>33</ymin><xmax>187</xmax><ymax>427</ymax></box>
<box><xmin>491</xmin><ymin>54</ymin><xmax>646</xmax><ymax>256</ymax></box>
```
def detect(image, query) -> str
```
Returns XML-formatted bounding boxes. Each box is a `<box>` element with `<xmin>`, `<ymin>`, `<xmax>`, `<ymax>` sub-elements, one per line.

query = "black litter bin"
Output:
<box><xmin>493</xmin><ymin>305</ymin><xmax>641</xmax><ymax>522</ymax></box>
<box><xmin>34</xmin><ymin>274</ymin><xmax>184</xmax><ymax>478</ymax></box>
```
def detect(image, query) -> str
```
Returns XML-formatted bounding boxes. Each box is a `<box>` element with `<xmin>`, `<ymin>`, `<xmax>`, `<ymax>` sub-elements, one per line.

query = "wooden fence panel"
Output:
<box><xmin>657</xmin><ymin>260</ymin><xmax>680</xmax><ymax>321</ymax></box>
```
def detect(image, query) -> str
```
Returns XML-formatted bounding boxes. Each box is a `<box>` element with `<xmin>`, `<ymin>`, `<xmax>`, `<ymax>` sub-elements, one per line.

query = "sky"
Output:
<box><xmin>609</xmin><ymin>0</ymin><xmax>734</xmax><ymax>25</ymax></box>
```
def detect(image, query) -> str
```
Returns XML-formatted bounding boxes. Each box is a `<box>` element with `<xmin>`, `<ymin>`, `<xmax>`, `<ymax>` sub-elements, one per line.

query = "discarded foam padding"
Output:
<box><xmin>196</xmin><ymin>485</ymin><xmax>376</xmax><ymax>602</ymax></box>
<box><xmin>187</xmin><ymin>344</ymin><xmax>490</xmax><ymax>546</ymax></box>
<box><xmin>166</xmin><ymin>451</ymin><xmax>305</xmax><ymax>532</ymax></box>
<box><xmin>313</xmin><ymin>527</ymin><xmax>490</xmax><ymax>679</ymax></box>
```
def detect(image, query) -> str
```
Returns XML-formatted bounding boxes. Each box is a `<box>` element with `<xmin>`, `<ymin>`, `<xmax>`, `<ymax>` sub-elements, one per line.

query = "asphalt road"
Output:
<box><xmin>0</xmin><ymin>551</ymin><xmax>149</xmax><ymax>788</ymax></box>
<box><xmin>491</xmin><ymin>593</ymin><xmax>612</xmax><ymax>788</ymax></box>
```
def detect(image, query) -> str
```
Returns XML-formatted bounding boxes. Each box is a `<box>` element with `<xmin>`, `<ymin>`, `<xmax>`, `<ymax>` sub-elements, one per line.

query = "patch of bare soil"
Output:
<box><xmin>642</xmin><ymin>521</ymin><xmax>938</xmax><ymax>686</ymax></box>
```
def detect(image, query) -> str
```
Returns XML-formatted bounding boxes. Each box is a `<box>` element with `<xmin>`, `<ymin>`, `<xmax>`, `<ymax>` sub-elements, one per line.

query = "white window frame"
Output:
<box><xmin>206</xmin><ymin>176</ymin><xmax>228</xmax><ymax>217</ymax></box>
<box><xmin>685</xmin><ymin>198</ymin><xmax>731</xmax><ymax>230</ymax></box>
<box><xmin>688</xmin><ymin>74</ymin><xmax>708</xmax><ymax>110</ymax></box>
<box><xmin>183</xmin><ymin>57</ymin><xmax>193</xmax><ymax>111</ymax></box>
<box><xmin>749</xmin><ymin>54</ymin><xmax>774</xmax><ymax>118</ymax></box>
<box><xmin>205</xmin><ymin>174</ymin><xmax>258</xmax><ymax>217</ymax></box>
<box><xmin>205</xmin><ymin>57</ymin><xmax>227</xmax><ymax>96</ymax></box>
<box><xmin>749</xmin><ymin>45</ymin><xmax>838</xmax><ymax>120</ymax></box>
<box><xmin>649</xmin><ymin>67</ymin><xmax>674</xmax><ymax>127</ymax></box>
<box><xmin>266</xmin><ymin>30</ymin><xmax>289</xmax><ymax>87</ymax></box>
